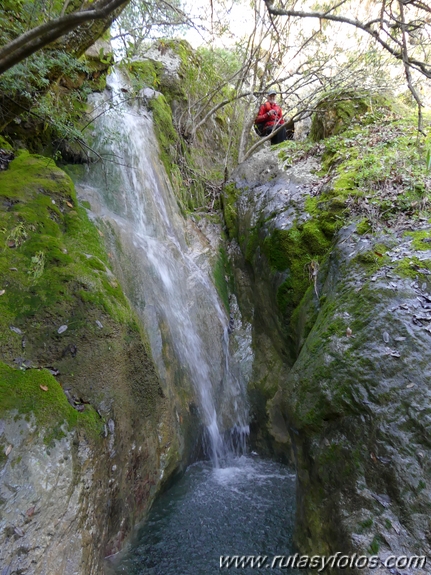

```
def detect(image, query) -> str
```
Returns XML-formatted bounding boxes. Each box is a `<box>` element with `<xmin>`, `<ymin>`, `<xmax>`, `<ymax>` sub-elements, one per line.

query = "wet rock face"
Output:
<box><xmin>226</xmin><ymin>148</ymin><xmax>431</xmax><ymax>572</ymax></box>
<box><xmin>0</xmin><ymin>418</ymin><xmax>88</xmax><ymax>575</ymax></box>
<box><xmin>0</xmin><ymin>153</ymin><xmax>193</xmax><ymax>574</ymax></box>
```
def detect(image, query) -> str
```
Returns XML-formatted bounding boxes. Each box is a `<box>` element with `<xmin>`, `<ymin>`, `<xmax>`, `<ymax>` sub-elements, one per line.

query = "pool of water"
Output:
<box><xmin>107</xmin><ymin>456</ymin><xmax>298</xmax><ymax>575</ymax></box>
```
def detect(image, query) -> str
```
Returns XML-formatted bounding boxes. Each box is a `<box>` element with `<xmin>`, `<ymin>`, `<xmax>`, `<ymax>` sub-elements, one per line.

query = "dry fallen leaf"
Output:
<box><xmin>66</xmin><ymin>201</ymin><xmax>73</xmax><ymax>208</ymax></box>
<box><xmin>26</xmin><ymin>506</ymin><xmax>35</xmax><ymax>517</ymax></box>
<box><xmin>98</xmin><ymin>229</ymin><xmax>104</xmax><ymax>237</ymax></box>
<box><xmin>5</xmin><ymin>444</ymin><xmax>12</xmax><ymax>456</ymax></box>
<box><xmin>40</xmin><ymin>385</ymin><xmax>48</xmax><ymax>392</ymax></box>
<box><xmin>346</xmin><ymin>327</ymin><xmax>352</xmax><ymax>337</ymax></box>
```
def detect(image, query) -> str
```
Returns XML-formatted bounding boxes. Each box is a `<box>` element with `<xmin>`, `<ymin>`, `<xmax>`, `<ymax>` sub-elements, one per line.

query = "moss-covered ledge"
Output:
<box><xmin>0</xmin><ymin>150</ymin><xmax>186</xmax><ymax>574</ymax></box>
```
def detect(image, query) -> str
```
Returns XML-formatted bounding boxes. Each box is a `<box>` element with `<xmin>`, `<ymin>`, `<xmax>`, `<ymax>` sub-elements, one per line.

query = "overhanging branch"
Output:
<box><xmin>0</xmin><ymin>0</ymin><xmax>130</xmax><ymax>76</ymax></box>
<box><xmin>263</xmin><ymin>0</ymin><xmax>431</xmax><ymax>79</ymax></box>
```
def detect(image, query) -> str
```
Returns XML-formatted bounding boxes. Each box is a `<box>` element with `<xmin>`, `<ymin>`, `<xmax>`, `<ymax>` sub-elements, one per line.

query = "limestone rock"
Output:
<box><xmin>227</xmin><ymin>142</ymin><xmax>431</xmax><ymax>572</ymax></box>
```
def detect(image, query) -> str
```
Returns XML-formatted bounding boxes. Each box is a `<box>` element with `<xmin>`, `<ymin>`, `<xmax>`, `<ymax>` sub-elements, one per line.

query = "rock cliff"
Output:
<box><xmin>0</xmin><ymin>145</ymin><xmax>197</xmax><ymax>574</ymax></box>
<box><xmin>223</xmin><ymin>103</ymin><xmax>431</xmax><ymax>573</ymax></box>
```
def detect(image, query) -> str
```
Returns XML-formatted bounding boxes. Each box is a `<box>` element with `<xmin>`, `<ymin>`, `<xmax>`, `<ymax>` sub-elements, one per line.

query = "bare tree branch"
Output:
<box><xmin>0</xmin><ymin>0</ymin><xmax>130</xmax><ymax>76</ymax></box>
<box><xmin>263</xmin><ymin>0</ymin><xmax>431</xmax><ymax>79</ymax></box>
<box><xmin>397</xmin><ymin>0</ymin><xmax>424</xmax><ymax>132</ymax></box>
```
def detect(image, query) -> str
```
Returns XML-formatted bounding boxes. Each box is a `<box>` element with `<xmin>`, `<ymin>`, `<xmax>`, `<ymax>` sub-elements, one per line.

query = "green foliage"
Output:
<box><xmin>368</xmin><ymin>535</ymin><xmax>381</xmax><ymax>555</ymax></box>
<box><xmin>0</xmin><ymin>0</ymin><xmax>114</xmax><ymax>158</ymax></box>
<box><xmin>28</xmin><ymin>250</ymin><xmax>45</xmax><ymax>282</ymax></box>
<box><xmin>359</xmin><ymin>518</ymin><xmax>373</xmax><ymax>531</ymax></box>
<box><xmin>0</xmin><ymin>48</ymin><xmax>98</xmax><ymax>158</ymax></box>
<box><xmin>114</xmin><ymin>0</ymin><xmax>189</xmax><ymax>58</ymax></box>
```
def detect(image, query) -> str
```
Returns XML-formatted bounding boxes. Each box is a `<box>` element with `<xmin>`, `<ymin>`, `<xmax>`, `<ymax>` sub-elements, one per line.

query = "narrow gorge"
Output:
<box><xmin>1</xmin><ymin>25</ymin><xmax>431</xmax><ymax>575</ymax></box>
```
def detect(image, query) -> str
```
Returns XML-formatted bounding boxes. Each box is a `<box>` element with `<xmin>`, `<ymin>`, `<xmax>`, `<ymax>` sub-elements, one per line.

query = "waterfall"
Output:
<box><xmin>77</xmin><ymin>70</ymin><xmax>249</xmax><ymax>466</ymax></box>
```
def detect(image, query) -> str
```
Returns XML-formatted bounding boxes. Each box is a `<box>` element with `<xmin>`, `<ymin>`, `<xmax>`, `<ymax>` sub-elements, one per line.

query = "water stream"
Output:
<box><xmin>77</xmin><ymin>71</ymin><xmax>297</xmax><ymax>572</ymax></box>
<box><xmin>79</xmin><ymin>70</ymin><xmax>249</xmax><ymax>465</ymax></box>
<box><xmin>107</xmin><ymin>457</ymin><xmax>298</xmax><ymax>575</ymax></box>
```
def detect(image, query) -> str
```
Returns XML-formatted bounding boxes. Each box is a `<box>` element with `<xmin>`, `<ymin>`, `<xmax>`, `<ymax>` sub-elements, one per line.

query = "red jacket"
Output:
<box><xmin>255</xmin><ymin>101</ymin><xmax>285</xmax><ymax>129</ymax></box>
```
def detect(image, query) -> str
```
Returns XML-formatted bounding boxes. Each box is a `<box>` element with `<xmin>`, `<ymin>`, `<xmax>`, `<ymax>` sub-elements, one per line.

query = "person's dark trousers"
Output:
<box><xmin>264</xmin><ymin>125</ymin><xmax>287</xmax><ymax>145</ymax></box>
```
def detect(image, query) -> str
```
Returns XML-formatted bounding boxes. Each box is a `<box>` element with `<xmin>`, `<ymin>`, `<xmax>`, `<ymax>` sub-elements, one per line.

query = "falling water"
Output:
<box><xmin>78</xmin><ymin>70</ymin><xmax>298</xmax><ymax>574</ymax></box>
<box><xmin>77</xmin><ymin>70</ymin><xmax>249</xmax><ymax>465</ymax></box>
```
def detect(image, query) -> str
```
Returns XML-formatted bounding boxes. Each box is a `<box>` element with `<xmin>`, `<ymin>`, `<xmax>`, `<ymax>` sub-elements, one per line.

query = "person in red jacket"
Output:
<box><xmin>255</xmin><ymin>89</ymin><xmax>293</xmax><ymax>145</ymax></box>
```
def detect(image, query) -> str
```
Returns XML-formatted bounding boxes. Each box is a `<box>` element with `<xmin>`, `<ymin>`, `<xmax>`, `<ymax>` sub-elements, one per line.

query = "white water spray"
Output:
<box><xmin>79</xmin><ymin>70</ymin><xmax>249</xmax><ymax>466</ymax></box>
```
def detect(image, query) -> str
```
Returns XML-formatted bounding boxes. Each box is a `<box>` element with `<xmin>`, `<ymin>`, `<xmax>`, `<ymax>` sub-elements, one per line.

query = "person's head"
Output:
<box><xmin>267</xmin><ymin>89</ymin><xmax>277</xmax><ymax>102</ymax></box>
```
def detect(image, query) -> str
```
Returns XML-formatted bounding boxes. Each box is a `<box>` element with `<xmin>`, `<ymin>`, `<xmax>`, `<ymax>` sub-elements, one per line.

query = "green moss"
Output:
<box><xmin>359</xmin><ymin>518</ymin><xmax>373</xmax><ymax>531</ymax></box>
<box><xmin>395</xmin><ymin>256</ymin><xmax>431</xmax><ymax>279</ymax></box>
<box><xmin>405</xmin><ymin>230</ymin><xmax>431</xmax><ymax>251</ymax></box>
<box><xmin>352</xmin><ymin>245</ymin><xmax>388</xmax><ymax>273</ymax></box>
<box><xmin>213</xmin><ymin>247</ymin><xmax>232</xmax><ymax>312</ymax></box>
<box><xmin>148</xmin><ymin>95</ymin><xmax>179</xmax><ymax>183</ymax></box>
<box><xmin>262</xmin><ymin>220</ymin><xmax>332</xmax><ymax>316</ymax></box>
<box><xmin>222</xmin><ymin>182</ymin><xmax>241</xmax><ymax>239</ymax></box>
<box><xmin>384</xmin><ymin>519</ymin><xmax>392</xmax><ymax>529</ymax></box>
<box><xmin>0</xmin><ymin>152</ymin><xmax>134</xmax><ymax>358</ymax></box>
<box><xmin>0</xmin><ymin>135</ymin><xmax>12</xmax><ymax>150</ymax></box>
<box><xmin>159</xmin><ymin>39</ymin><xmax>196</xmax><ymax>70</ymax></box>
<box><xmin>0</xmin><ymin>362</ymin><xmax>103</xmax><ymax>443</ymax></box>
<box><xmin>244</xmin><ymin>224</ymin><xmax>261</xmax><ymax>263</ymax></box>
<box><xmin>368</xmin><ymin>535</ymin><xmax>381</xmax><ymax>555</ymax></box>
<box><xmin>356</xmin><ymin>218</ymin><xmax>372</xmax><ymax>235</ymax></box>
<box><xmin>126</xmin><ymin>60</ymin><xmax>163</xmax><ymax>90</ymax></box>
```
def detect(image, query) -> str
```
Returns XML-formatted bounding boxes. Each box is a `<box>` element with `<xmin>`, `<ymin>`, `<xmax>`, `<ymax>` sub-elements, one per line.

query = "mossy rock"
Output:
<box><xmin>0</xmin><ymin>136</ymin><xmax>13</xmax><ymax>151</ymax></box>
<box><xmin>126</xmin><ymin>60</ymin><xmax>164</xmax><ymax>90</ymax></box>
<box><xmin>0</xmin><ymin>361</ymin><xmax>102</xmax><ymax>445</ymax></box>
<box><xmin>262</xmin><ymin>219</ymin><xmax>333</xmax><ymax>317</ymax></box>
<box><xmin>309</xmin><ymin>90</ymin><xmax>393</xmax><ymax>141</ymax></box>
<box><xmin>221</xmin><ymin>182</ymin><xmax>241</xmax><ymax>239</ymax></box>
<box><xmin>0</xmin><ymin>150</ymin><xmax>135</xmax><ymax>363</ymax></box>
